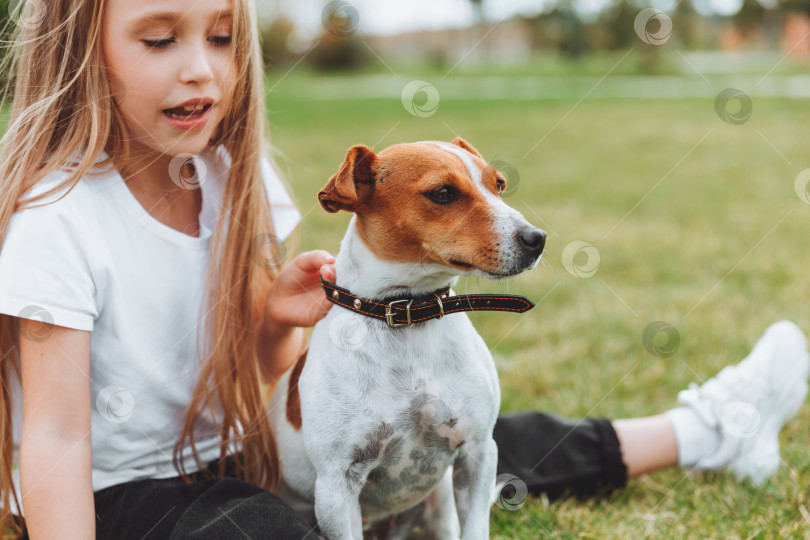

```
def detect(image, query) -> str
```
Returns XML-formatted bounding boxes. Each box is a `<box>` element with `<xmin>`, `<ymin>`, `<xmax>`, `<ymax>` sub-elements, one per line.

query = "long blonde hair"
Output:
<box><xmin>0</xmin><ymin>1</ymin><xmax>284</xmax><ymax>535</ymax></box>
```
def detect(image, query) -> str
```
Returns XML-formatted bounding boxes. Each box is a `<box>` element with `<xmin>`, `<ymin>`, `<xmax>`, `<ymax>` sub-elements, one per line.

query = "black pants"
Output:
<box><xmin>14</xmin><ymin>412</ymin><xmax>627</xmax><ymax>539</ymax></box>
<box><xmin>494</xmin><ymin>411</ymin><xmax>627</xmax><ymax>501</ymax></box>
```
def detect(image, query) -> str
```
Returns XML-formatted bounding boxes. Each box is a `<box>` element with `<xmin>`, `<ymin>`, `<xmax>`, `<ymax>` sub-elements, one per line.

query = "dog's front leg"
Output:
<box><xmin>314</xmin><ymin>473</ymin><xmax>364</xmax><ymax>540</ymax></box>
<box><xmin>452</xmin><ymin>438</ymin><xmax>497</xmax><ymax>539</ymax></box>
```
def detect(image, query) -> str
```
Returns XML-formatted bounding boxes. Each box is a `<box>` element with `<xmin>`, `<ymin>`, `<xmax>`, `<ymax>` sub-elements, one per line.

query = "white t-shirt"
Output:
<box><xmin>0</xmin><ymin>145</ymin><xmax>300</xmax><ymax>517</ymax></box>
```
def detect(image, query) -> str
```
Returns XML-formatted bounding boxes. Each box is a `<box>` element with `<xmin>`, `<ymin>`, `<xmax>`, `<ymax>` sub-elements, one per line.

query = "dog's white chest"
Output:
<box><xmin>297</xmin><ymin>311</ymin><xmax>499</xmax><ymax>521</ymax></box>
<box><xmin>355</xmin><ymin>378</ymin><xmax>474</xmax><ymax>516</ymax></box>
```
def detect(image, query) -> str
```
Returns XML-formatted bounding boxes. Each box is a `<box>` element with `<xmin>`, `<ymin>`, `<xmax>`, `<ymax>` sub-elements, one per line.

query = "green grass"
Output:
<box><xmin>266</xmin><ymin>68</ymin><xmax>810</xmax><ymax>538</ymax></box>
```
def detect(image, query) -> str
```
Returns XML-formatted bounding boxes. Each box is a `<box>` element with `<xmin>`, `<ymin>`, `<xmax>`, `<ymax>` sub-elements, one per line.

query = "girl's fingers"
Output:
<box><xmin>319</xmin><ymin>298</ymin><xmax>333</xmax><ymax>318</ymax></box>
<box><xmin>296</xmin><ymin>250</ymin><xmax>336</xmax><ymax>273</ymax></box>
<box><xmin>320</xmin><ymin>264</ymin><xmax>336</xmax><ymax>282</ymax></box>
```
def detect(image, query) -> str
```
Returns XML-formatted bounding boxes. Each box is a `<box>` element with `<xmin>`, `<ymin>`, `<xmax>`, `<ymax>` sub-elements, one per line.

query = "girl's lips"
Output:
<box><xmin>162</xmin><ymin>105</ymin><xmax>212</xmax><ymax>131</ymax></box>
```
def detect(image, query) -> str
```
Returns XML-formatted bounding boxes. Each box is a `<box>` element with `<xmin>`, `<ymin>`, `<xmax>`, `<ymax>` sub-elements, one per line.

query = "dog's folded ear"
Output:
<box><xmin>451</xmin><ymin>137</ymin><xmax>483</xmax><ymax>159</ymax></box>
<box><xmin>318</xmin><ymin>145</ymin><xmax>377</xmax><ymax>214</ymax></box>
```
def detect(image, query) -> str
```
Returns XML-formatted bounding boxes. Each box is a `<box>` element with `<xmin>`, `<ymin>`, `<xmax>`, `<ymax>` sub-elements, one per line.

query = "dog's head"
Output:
<box><xmin>318</xmin><ymin>138</ymin><xmax>545</xmax><ymax>278</ymax></box>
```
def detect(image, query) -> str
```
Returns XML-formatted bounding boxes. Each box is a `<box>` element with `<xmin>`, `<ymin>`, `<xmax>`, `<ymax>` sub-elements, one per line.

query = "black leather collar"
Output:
<box><xmin>321</xmin><ymin>277</ymin><xmax>534</xmax><ymax>328</ymax></box>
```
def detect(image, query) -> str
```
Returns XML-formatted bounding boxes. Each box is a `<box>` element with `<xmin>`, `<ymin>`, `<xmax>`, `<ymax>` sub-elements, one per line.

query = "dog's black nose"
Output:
<box><xmin>517</xmin><ymin>227</ymin><xmax>546</xmax><ymax>257</ymax></box>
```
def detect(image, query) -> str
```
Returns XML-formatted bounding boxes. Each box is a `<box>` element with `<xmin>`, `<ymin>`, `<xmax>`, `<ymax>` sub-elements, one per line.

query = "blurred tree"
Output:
<box><xmin>556</xmin><ymin>0</ymin><xmax>587</xmax><ymax>58</ymax></box>
<box><xmin>674</xmin><ymin>0</ymin><xmax>704</xmax><ymax>49</ymax></box>
<box><xmin>307</xmin><ymin>7</ymin><xmax>370</xmax><ymax>71</ymax></box>
<box><xmin>0</xmin><ymin>0</ymin><xmax>16</xmax><ymax>92</ymax></box>
<box><xmin>735</xmin><ymin>0</ymin><xmax>768</xmax><ymax>38</ymax></box>
<box><xmin>307</xmin><ymin>32</ymin><xmax>370</xmax><ymax>71</ymax></box>
<box><xmin>781</xmin><ymin>0</ymin><xmax>810</xmax><ymax>14</ymax></box>
<box><xmin>259</xmin><ymin>16</ymin><xmax>296</xmax><ymax>69</ymax></box>
<box><xmin>0</xmin><ymin>0</ymin><xmax>14</xmax><ymax>28</ymax></box>
<box><xmin>603</xmin><ymin>0</ymin><xmax>638</xmax><ymax>50</ymax></box>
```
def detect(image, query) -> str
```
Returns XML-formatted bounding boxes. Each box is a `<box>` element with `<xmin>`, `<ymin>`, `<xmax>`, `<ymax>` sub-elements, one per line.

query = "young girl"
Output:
<box><xmin>0</xmin><ymin>1</ymin><xmax>807</xmax><ymax>539</ymax></box>
<box><xmin>0</xmin><ymin>0</ymin><xmax>333</xmax><ymax>538</ymax></box>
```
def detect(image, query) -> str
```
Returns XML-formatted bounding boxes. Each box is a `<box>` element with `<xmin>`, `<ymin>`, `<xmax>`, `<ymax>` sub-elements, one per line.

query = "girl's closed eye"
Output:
<box><xmin>143</xmin><ymin>38</ymin><xmax>174</xmax><ymax>49</ymax></box>
<box><xmin>210</xmin><ymin>35</ymin><xmax>232</xmax><ymax>46</ymax></box>
<box><xmin>142</xmin><ymin>35</ymin><xmax>232</xmax><ymax>50</ymax></box>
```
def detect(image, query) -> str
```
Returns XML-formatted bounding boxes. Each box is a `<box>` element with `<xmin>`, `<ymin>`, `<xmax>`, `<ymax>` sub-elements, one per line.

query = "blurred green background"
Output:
<box><xmin>267</xmin><ymin>65</ymin><xmax>810</xmax><ymax>539</ymax></box>
<box><xmin>259</xmin><ymin>1</ymin><xmax>810</xmax><ymax>536</ymax></box>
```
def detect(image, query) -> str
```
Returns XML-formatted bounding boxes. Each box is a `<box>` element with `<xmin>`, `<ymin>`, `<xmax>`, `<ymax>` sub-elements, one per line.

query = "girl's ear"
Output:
<box><xmin>318</xmin><ymin>145</ymin><xmax>376</xmax><ymax>214</ymax></box>
<box><xmin>451</xmin><ymin>137</ymin><xmax>483</xmax><ymax>159</ymax></box>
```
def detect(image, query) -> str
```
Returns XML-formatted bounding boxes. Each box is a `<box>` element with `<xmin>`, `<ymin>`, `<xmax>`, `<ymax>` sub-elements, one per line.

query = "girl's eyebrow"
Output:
<box><xmin>129</xmin><ymin>9</ymin><xmax>232</xmax><ymax>32</ymax></box>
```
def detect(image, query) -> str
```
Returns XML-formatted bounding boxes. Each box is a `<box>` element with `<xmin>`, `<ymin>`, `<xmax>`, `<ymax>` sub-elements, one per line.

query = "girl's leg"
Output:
<box><xmin>166</xmin><ymin>477</ymin><xmax>314</xmax><ymax>540</ymax></box>
<box><xmin>91</xmin><ymin>456</ymin><xmax>314</xmax><ymax>540</ymax></box>
<box><xmin>612</xmin><ymin>415</ymin><xmax>678</xmax><ymax>478</ymax></box>
<box><xmin>662</xmin><ymin>320</ymin><xmax>809</xmax><ymax>484</ymax></box>
<box><xmin>495</xmin><ymin>320</ymin><xmax>810</xmax><ymax>499</ymax></box>
<box><xmin>615</xmin><ymin>320</ymin><xmax>808</xmax><ymax>483</ymax></box>
<box><xmin>494</xmin><ymin>411</ymin><xmax>628</xmax><ymax>500</ymax></box>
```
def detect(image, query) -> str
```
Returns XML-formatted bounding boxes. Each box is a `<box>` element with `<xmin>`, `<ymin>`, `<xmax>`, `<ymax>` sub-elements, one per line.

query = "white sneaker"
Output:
<box><xmin>676</xmin><ymin>320</ymin><xmax>810</xmax><ymax>484</ymax></box>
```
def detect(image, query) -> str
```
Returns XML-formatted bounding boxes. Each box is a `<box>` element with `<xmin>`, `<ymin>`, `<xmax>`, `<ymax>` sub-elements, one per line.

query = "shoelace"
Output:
<box><xmin>680</xmin><ymin>364</ymin><xmax>772</xmax><ymax>428</ymax></box>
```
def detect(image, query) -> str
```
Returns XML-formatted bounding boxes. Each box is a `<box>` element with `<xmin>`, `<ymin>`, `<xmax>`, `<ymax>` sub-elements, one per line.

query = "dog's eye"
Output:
<box><xmin>496</xmin><ymin>179</ymin><xmax>506</xmax><ymax>195</ymax></box>
<box><xmin>424</xmin><ymin>186</ymin><xmax>459</xmax><ymax>205</ymax></box>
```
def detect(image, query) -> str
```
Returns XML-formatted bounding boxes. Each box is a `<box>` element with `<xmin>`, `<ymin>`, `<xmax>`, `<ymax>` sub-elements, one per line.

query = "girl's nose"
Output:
<box><xmin>178</xmin><ymin>41</ymin><xmax>215</xmax><ymax>85</ymax></box>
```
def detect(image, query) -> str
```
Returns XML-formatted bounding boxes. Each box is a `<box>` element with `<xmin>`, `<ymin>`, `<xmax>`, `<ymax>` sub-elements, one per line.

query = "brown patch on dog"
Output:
<box><xmin>318</xmin><ymin>145</ymin><xmax>376</xmax><ymax>213</ymax></box>
<box><xmin>451</xmin><ymin>136</ymin><xmax>483</xmax><ymax>158</ymax></box>
<box><xmin>286</xmin><ymin>348</ymin><xmax>308</xmax><ymax>431</ymax></box>
<box><xmin>360</xmin><ymin>143</ymin><xmax>501</xmax><ymax>272</ymax></box>
<box><xmin>317</xmin><ymin>139</ymin><xmax>512</xmax><ymax>275</ymax></box>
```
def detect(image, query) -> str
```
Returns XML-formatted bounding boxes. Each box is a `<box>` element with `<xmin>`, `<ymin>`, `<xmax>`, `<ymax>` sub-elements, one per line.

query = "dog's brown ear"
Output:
<box><xmin>451</xmin><ymin>137</ymin><xmax>483</xmax><ymax>159</ymax></box>
<box><xmin>318</xmin><ymin>145</ymin><xmax>377</xmax><ymax>213</ymax></box>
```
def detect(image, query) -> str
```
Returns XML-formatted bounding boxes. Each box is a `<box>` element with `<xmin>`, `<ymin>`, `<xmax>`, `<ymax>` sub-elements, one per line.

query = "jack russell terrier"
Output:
<box><xmin>268</xmin><ymin>138</ymin><xmax>546</xmax><ymax>539</ymax></box>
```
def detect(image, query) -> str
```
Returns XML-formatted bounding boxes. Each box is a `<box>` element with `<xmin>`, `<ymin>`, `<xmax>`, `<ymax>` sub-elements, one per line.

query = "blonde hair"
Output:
<box><xmin>0</xmin><ymin>1</ymin><xmax>285</xmax><ymax>535</ymax></box>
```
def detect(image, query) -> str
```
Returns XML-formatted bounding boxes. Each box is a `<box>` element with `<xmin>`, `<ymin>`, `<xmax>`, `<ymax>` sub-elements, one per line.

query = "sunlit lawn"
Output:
<box><xmin>266</xmin><ymin>63</ymin><xmax>810</xmax><ymax>538</ymax></box>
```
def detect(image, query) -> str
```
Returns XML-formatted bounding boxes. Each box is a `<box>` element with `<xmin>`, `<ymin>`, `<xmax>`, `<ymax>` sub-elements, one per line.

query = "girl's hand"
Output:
<box><xmin>263</xmin><ymin>250</ymin><xmax>337</xmax><ymax>331</ymax></box>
